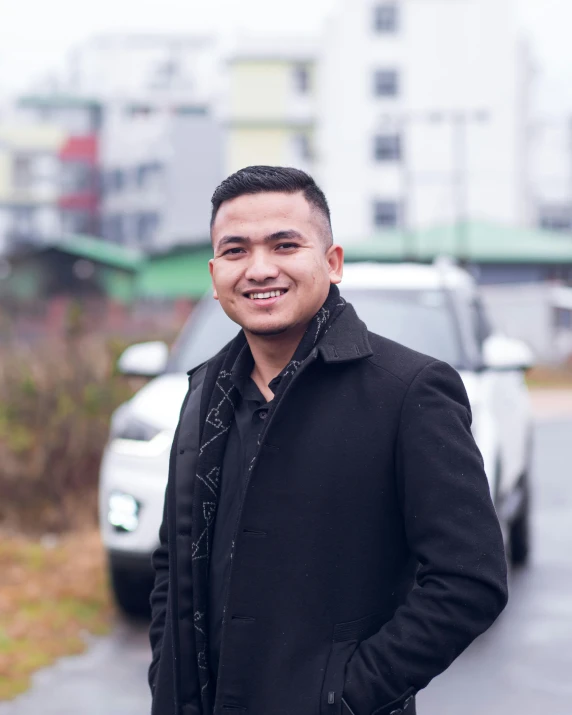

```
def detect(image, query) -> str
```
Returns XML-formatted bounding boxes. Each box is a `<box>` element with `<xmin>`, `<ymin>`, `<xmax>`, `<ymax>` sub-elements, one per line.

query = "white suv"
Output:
<box><xmin>99</xmin><ymin>261</ymin><xmax>534</xmax><ymax>616</ymax></box>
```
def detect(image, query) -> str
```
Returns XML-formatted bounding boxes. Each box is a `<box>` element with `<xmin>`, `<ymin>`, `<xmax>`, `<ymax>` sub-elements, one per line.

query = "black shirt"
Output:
<box><xmin>208</xmin><ymin>346</ymin><xmax>274</xmax><ymax>684</ymax></box>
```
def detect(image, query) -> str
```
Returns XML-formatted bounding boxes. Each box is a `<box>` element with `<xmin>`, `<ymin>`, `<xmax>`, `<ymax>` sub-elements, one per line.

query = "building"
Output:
<box><xmin>317</xmin><ymin>0</ymin><xmax>529</xmax><ymax>242</ymax></box>
<box><xmin>15</xmin><ymin>34</ymin><xmax>225</xmax><ymax>251</ymax></box>
<box><xmin>63</xmin><ymin>33</ymin><xmax>220</xmax><ymax>106</ymax></box>
<box><xmin>100</xmin><ymin>102</ymin><xmax>223</xmax><ymax>249</ymax></box>
<box><xmin>1</xmin><ymin>234</ymin><xmax>141</xmax><ymax>303</ymax></box>
<box><xmin>0</xmin><ymin>123</ymin><xmax>66</xmax><ymax>252</ymax></box>
<box><xmin>528</xmin><ymin>117</ymin><xmax>572</xmax><ymax>233</ymax></box>
<box><xmin>0</xmin><ymin>235</ymin><xmax>143</xmax><ymax>338</ymax></box>
<box><xmin>225</xmin><ymin>37</ymin><xmax>317</xmax><ymax>175</ymax></box>
<box><xmin>71</xmin><ymin>34</ymin><xmax>224</xmax><ymax>249</ymax></box>
<box><xmin>17</xmin><ymin>95</ymin><xmax>103</xmax><ymax>237</ymax></box>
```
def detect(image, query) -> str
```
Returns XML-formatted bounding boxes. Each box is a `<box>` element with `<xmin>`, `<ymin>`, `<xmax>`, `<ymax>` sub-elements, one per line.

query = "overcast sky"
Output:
<box><xmin>0</xmin><ymin>0</ymin><xmax>571</xmax><ymax>102</ymax></box>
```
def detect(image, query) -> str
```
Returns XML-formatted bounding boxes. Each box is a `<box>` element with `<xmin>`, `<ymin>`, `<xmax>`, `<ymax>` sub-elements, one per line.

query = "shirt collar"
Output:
<box><xmin>230</xmin><ymin>343</ymin><xmax>255</xmax><ymax>396</ymax></box>
<box><xmin>230</xmin><ymin>343</ymin><xmax>281</xmax><ymax>403</ymax></box>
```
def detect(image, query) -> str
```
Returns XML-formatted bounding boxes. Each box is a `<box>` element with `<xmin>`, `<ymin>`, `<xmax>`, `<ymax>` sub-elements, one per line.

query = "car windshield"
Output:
<box><xmin>166</xmin><ymin>287</ymin><xmax>464</xmax><ymax>373</ymax></box>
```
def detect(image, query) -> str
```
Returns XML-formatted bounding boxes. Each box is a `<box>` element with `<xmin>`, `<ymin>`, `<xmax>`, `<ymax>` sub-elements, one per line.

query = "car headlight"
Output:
<box><xmin>108</xmin><ymin>491</ymin><xmax>140</xmax><ymax>532</ymax></box>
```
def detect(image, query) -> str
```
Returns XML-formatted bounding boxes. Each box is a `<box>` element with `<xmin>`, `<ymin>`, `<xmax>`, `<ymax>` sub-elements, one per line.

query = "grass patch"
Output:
<box><xmin>0</xmin><ymin>529</ymin><xmax>113</xmax><ymax>700</ymax></box>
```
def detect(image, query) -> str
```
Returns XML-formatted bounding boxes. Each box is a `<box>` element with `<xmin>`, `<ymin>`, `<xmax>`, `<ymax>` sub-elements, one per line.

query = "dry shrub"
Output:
<box><xmin>0</xmin><ymin>529</ymin><xmax>112</xmax><ymax>700</ymax></box>
<box><xmin>0</xmin><ymin>336</ymin><xmax>134</xmax><ymax>534</ymax></box>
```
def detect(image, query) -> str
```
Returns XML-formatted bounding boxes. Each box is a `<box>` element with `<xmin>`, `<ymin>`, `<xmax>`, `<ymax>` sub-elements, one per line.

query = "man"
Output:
<box><xmin>149</xmin><ymin>166</ymin><xmax>508</xmax><ymax>715</ymax></box>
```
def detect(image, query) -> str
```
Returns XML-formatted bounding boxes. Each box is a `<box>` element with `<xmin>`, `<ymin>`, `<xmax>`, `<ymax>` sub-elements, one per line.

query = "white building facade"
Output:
<box><xmin>317</xmin><ymin>0</ymin><xmax>529</xmax><ymax>243</ymax></box>
<box><xmin>65</xmin><ymin>34</ymin><xmax>221</xmax><ymax>107</ymax></box>
<box><xmin>528</xmin><ymin>114</ymin><xmax>572</xmax><ymax>233</ymax></box>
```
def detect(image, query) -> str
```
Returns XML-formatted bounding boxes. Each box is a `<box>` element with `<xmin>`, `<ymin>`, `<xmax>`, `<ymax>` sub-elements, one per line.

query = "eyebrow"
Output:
<box><xmin>216</xmin><ymin>229</ymin><xmax>305</xmax><ymax>250</ymax></box>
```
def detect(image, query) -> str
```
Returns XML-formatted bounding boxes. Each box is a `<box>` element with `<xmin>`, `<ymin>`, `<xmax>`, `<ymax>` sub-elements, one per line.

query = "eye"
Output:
<box><xmin>222</xmin><ymin>247</ymin><xmax>245</xmax><ymax>256</ymax></box>
<box><xmin>276</xmin><ymin>242</ymin><xmax>299</xmax><ymax>250</ymax></box>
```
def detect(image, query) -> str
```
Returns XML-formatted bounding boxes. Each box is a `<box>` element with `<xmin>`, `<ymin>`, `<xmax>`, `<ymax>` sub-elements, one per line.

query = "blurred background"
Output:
<box><xmin>1</xmin><ymin>0</ymin><xmax>572</xmax><ymax>713</ymax></box>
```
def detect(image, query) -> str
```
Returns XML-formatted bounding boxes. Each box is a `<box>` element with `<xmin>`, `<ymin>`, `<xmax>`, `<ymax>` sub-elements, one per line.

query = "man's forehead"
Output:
<box><xmin>214</xmin><ymin>191</ymin><xmax>312</xmax><ymax>226</ymax></box>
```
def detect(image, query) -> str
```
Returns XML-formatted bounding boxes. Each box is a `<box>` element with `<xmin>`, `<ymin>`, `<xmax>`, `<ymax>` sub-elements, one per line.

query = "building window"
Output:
<box><xmin>293</xmin><ymin>65</ymin><xmax>310</xmax><ymax>95</ymax></box>
<box><xmin>104</xmin><ymin>169</ymin><xmax>126</xmax><ymax>193</ymax></box>
<box><xmin>12</xmin><ymin>155</ymin><xmax>34</xmax><ymax>190</ymax></box>
<box><xmin>173</xmin><ymin>105</ymin><xmax>207</xmax><ymax>116</ymax></box>
<box><xmin>61</xmin><ymin>209</ymin><xmax>93</xmax><ymax>235</ymax></box>
<box><xmin>127</xmin><ymin>104</ymin><xmax>154</xmax><ymax>118</ymax></box>
<box><xmin>136</xmin><ymin>212</ymin><xmax>160</xmax><ymax>245</ymax></box>
<box><xmin>135</xmin><ymin>162</ymin><xmax>164</xmax><ymax>190</ymax></box>
<box><xmin>293</xmin><ymin>133</ymin><xmax>312</xmax><ymax>162</ymax></box>
<box><xmin>61</xmin><ymin>160</ymin><xmax>95</xmax><ymax>193</ymax></box>
<box><xmin>10</xmin><ymin>206</ymin><xmax>35</xmax><ymax>239</ymax></box>
<box><xmin>538</xmin><ymin>204</ymin><xmax>572</xmax><ymax>232</ymax></box>
<box><xmin>373</xmin><ymin>200</ymin><xmax>400</xmax><ymax>228</ymax></box>
<box><xmin>374</xmin><ymin>134</ymin><xmax>401</xmax><ymax>161</ymax></box>
<box><xmin>103</xmin><ymin>214</ymin><xmax>125</xmax><ymax>244</ymax></box>
<box><xmin>374</xmin><ymin>69</ymin><xmax>399</xmax><ymax>97</ymax></box>
<box><xmin>373</xmin><ymin>3</ymin><xmax>399</xmax><ymax>33</ymax></box>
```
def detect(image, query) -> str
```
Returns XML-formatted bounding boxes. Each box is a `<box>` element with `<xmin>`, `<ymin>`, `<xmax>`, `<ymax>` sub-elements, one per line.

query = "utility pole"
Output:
<box><xmin>452</xmin><ymin>113</ymin><xmax>469</xmax><ymax>264</ymax></box>
<box><xmin>378</xmin><ymin>114</ymin><xmax>416</xmax><ymax>261</ymax></box>
<box><xmin>451</xmin><ymin>110</ymin><xmax>489</xmax><ymax>263</ymax></box>
<box><xmin>379</xmin><ymin>109</ymin><xmax>489</xmax><ymax>263</ymax></box>
<box><xmin>401</xmin><ymin>120</ymin><xmax>416</xmax><ymax>261</ymax></box>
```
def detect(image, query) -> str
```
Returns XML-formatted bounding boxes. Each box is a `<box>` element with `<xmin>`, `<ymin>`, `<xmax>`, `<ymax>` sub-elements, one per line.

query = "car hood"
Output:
<box><xmin>126</xmin><ymin>373</ymin><xmax>191</xmax><ymax>432</ymax></box>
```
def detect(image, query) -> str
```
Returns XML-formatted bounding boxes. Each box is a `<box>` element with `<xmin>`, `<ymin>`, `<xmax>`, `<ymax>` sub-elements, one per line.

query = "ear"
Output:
<box><xmin>326</xmin><ymin>244</ymin><xmax>344</xmax><ymax>285</ymax></box>
<box><xmin>208</xmin><ymin>259</ymin><xmax>219</xmax><ymax>300</ymax></box>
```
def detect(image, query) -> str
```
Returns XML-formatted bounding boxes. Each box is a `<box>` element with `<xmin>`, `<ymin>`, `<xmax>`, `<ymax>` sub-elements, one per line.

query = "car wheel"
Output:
<box><xmin>109</xmin><ymin>561</ymin><xmax>153</xmax><ymax>619</ymax></box>
<box><xmin>510</xmin><ymin>470</ymin><xmax>531</xmax><ymax>568</ymax></box>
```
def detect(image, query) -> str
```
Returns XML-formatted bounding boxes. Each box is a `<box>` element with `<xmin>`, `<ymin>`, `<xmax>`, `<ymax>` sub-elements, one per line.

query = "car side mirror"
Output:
<box><xmin>117</xmin><ymin>341</ymin><xmax>169</xmax><ymax>378</ymax></box>
<box><xmin>483</xmin><ymin>334</ymin><xmax>535</xmax><ymax>372</ymax></box>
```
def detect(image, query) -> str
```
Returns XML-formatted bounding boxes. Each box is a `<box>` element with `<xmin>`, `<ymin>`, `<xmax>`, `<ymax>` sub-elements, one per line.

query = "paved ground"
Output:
<box><xmin>1</xmin><ymin>408</ymin><xmax>572</xmax><ymax>714</ymax></box>
<box><xmin>418</xmin><ymin>417</ymin><xmax>572</xmax><ymax>714</ymax></box>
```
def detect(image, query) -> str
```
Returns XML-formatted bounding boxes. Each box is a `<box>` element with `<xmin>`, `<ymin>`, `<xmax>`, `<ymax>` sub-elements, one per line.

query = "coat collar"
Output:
<box><xmin>317</xmin><ymin>303</ymin><xmax>373</xmax><ymax>363</ymax></box>
<box><xmin>189</xmin><ymin>300</ymin><xmax>372</xmax><ymax>388</ymax></box>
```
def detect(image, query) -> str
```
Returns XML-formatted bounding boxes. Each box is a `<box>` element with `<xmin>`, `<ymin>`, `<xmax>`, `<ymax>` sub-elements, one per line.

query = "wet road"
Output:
<box><xmin>1</xmin><ymin>418</ymin><xmax>571</xmax><ymax>715</ymax></box>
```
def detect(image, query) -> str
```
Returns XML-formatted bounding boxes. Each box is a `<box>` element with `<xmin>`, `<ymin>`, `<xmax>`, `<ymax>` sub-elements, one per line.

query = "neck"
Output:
<box><xmin>246</xmin><ymin>324</ymin><xmax>308</xmax><ymax>401</ymax></box>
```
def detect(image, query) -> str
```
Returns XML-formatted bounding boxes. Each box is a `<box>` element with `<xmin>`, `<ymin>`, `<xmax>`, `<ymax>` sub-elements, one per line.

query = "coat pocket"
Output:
<box><xmin>320</xmin><ymin>613</ymin><xmax>388</xmax><ymax>715</ymax></box>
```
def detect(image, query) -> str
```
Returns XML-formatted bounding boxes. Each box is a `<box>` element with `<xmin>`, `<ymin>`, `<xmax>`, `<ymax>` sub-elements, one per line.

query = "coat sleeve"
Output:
<box><xmin>343</xmin><ymin>359</ymin><xmax>509</xmax><ymax>714</ymax></box>
<box><xmin>147</xmin><ymin>429</ymin><xmax>178</xmax><ymax>695</ymax></box>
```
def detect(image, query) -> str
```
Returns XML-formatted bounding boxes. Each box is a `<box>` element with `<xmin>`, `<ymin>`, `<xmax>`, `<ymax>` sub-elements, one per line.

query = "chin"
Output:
<box><xmin>244</xmin><ymin>320</ymin><xmax>292</xmax><ymax>337</ymax></box>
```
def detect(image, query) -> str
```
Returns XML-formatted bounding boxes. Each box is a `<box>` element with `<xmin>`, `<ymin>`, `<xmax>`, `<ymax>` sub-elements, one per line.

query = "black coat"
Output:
<box><xmin>149</xmin><ymin>304</ymin><xmax>508</xmax><ymax>715</ymax></box>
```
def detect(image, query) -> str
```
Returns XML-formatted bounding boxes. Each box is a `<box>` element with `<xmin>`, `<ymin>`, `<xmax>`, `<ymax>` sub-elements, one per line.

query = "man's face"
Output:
<box><xmin>209</xmin><ymin>191</ymin><xmax>343</xmax><ymax>337</ymax></box>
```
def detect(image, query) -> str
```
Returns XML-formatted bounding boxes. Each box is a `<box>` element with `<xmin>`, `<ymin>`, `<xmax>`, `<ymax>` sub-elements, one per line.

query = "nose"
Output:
<box><xmin>244</xmin><ymin>247</ymin><xmax>280</xmax><ymax>283</ymax></box>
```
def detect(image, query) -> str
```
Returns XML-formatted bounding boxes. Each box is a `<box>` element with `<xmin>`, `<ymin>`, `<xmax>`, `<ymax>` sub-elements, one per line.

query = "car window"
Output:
<box><xmin>166</xmin><ymin>287</ymin><xmax>466</xmax><ymax>373</ymax></box>
<box><xmin>166</xmin><ymin>297</ymin><xmax>241</xmax><ymax>373</ymax></box>
<box><xmin>344</xmin><ymin>288</ymin><xmax>464</xmax><ymax>367</ymax></box>
<box><xmin>472</xmin><ymin>298</ymin><xmax>493</xmax><ymax>346</ymax></box>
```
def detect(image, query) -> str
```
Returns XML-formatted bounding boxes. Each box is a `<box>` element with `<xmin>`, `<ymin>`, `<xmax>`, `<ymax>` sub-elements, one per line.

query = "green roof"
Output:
<box><xmin>137</xmin><ymin>247</ymin><xmax>213</xmax><ymax>299</ymax></box>
<box><xmin>53</xmin><ymin>235</ymin><xmax>143</xmax><ymax>272</ymax></box>
<box><xmin>344</xmin><ymin>222</ymin><xmax>572</xmax><ymax>264</ymax></box>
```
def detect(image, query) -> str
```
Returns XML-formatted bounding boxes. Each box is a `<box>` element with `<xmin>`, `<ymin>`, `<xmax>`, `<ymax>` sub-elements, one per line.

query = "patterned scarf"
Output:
<box><xmin>190</xmin><ymin>284</ymin><xmax>347</xmax><ymax>712</ymax></box>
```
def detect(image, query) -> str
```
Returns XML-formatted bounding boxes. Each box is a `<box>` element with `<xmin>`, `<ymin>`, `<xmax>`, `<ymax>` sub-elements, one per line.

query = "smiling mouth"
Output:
<box><xmin>244</xmin><ymin>289</ymin><xmax>288</xmax><ymax>300</ymax></box>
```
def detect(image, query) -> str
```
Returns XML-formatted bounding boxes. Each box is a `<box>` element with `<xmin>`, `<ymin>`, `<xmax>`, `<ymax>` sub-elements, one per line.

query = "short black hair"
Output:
<box><xmin>210</xmin><ymin>165</ymin><xmax>333</xmax><ymax>246</ymax></box>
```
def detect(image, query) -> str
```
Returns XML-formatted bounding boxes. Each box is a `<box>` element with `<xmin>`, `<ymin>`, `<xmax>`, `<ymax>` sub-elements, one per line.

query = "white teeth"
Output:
<box><xmin>248</xmin><ymin>290</ymin><xmax>285</xmax><ymax>300</ymax></box>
